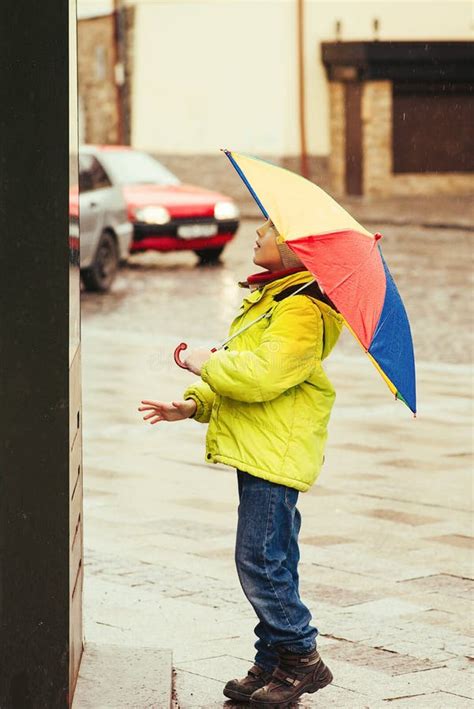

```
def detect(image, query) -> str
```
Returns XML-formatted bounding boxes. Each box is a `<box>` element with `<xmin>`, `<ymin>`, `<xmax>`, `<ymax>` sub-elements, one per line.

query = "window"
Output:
<box><xmin>100</xmin><ymin>150</ymin><xmax>181</xmax><ymax>186</ymax></box>
<box><xmin>79</xmin><ymin>154</ymin><xmax>112</xmax><ymax>191</ymax></box>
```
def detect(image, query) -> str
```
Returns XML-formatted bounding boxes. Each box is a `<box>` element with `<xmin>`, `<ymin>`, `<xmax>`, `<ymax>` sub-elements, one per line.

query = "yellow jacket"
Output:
<box><xmin>183</xmin><ymin>270</ymin><xmax>344</xmax><ymax>492</ymax></box>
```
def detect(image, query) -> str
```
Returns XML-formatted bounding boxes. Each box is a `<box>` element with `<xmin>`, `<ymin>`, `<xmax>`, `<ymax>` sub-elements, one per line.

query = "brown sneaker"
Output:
<box><xmin>249</xmin><ymin>648</ymin><xmax>333</xmax><ymax>707</ymax></box>
<box><xmin>224</xmin><ymin>663</ymin><xmax>274</xmax><ymax>702</ymax></box>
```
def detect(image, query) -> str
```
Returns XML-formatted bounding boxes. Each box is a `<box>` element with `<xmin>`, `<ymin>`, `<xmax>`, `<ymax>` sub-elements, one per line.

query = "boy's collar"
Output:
<box><xmin>238</xmin><ymin>266</ymin><xmax>307</xmax><ymax>292</ymax></box>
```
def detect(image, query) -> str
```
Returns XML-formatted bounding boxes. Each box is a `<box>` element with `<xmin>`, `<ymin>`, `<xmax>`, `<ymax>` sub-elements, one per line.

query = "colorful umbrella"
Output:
<box><xmin>223</xmin><ymin>149</ymin><xmax>417</xmax><ymax>415</ymax></box>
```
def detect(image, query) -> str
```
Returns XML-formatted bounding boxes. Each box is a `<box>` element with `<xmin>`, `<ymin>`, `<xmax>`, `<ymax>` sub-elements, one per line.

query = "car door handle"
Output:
<box><xmin>89</xmin><ymin>201</ymin><xmax>98</xmax><ymax>208</ymax></box>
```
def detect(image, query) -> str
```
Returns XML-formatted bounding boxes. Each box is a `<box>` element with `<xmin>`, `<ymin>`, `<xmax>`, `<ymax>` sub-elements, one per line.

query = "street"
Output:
<box><xmin>74</xmin><ymin>218</ymin><xmax>473</xmax><ymax>708</ymax></box>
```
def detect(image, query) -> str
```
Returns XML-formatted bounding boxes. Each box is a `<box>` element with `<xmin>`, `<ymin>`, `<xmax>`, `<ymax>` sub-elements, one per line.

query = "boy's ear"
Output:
<box><xmin>270</xmin><ymin>220</ymin><xmax>280</xmax><ymax>236</ymax></box>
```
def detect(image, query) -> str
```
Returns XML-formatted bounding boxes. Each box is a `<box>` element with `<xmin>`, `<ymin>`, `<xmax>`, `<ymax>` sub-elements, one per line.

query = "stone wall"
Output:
<box><xmin>328</xmin><ymin>82</ymin><xmax>346</xmax><ymax>196</ymax></box>
<box><xmin>391</xmin><ymin>172</ymin><xmax>474</xmax><ymax>196</ymax></box>
<box><xmin>123</xmin><ymin>5</ymin><xmax>135</xmax><ymax>145</ymax></box>
<box><xmin>78</xmin><ymin>14</ymin><xmax>119</xmax><ymax>145</ymax></box>
<box><xmin>362</xmin><ymin>81</ymin><xmax>393</xmax><ymax>197</ymax></box>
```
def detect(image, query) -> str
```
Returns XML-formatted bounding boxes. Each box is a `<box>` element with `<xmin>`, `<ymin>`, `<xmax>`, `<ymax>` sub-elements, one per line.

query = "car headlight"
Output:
<box><xmin>134</xmin><ymin>205</ymin><xmax>171</xmax><ymax>225</ymax></box>
<box><xmin>214</xmin><ymin>201</ymin><xmax>239</xmax><ymax>220</ymax></box>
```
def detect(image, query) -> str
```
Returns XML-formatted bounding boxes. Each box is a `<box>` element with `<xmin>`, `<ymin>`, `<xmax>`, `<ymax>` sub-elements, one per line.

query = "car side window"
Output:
<box><xmin>79</xmin><ymin>154</ymin><xmax>111</xmax><ymax>192</ymax></box>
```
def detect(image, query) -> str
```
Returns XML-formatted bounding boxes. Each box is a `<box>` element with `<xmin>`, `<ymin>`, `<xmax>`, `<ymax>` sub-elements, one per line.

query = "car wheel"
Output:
<box><xmin>82</xmin><ymin>231</ymin><xmax>119</xmax><ymax>292</ymax></box>
<box><xmin>194</xmin><ymin>246</ymin><xmax>225</xmax><ymax>265</ymax></box>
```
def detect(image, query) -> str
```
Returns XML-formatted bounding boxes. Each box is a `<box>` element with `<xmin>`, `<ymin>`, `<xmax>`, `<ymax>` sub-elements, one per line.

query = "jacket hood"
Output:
<box><xmin>316</xmin><ymin>300</ymin><xmax>344</xmax><ymax>360</ymax></box>
<box><xmin>240</xmin><ymin>269</ymin><xmax>344</xmax><ymax>360</ymax></box>
<box><xmin>263</xmin><ymin>270</ymin><xmax>344</xmax><ymax>360</ymax></box>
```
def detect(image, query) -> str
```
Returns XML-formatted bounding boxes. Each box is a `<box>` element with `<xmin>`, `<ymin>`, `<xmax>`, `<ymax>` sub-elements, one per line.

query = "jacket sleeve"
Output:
<box><xmin>200</xmin><ymin>296</ymin><xmax>323</xmax><ymax>403</ymax></box>
<box><xmin>183</xmin><ymin>378</ymin><xmax>216</xmax><ymax>424</ymax></box>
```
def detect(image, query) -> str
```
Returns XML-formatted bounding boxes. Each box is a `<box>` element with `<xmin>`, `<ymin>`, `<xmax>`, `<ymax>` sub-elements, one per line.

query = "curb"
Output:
<box><xmin>71</xmin><ymin>642</ymin><xmax>173</xmax><ymax>708</ymax></box>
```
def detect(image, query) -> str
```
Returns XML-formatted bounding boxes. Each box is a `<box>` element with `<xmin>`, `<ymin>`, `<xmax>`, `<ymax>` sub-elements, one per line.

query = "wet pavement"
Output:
<box><xmin>82</xmin><ymin>219</ymin><xmax>473</xmax><ymax>366</ymax></box>
<box><xmin>73</xmin><ymin>219</ymin><xmax>473</xmax><ymax>708</ymax></box>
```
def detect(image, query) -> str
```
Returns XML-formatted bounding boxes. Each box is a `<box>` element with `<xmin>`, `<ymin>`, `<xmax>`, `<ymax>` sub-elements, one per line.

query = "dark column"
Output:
<box><xmin>0</xmin><ymin>1</ymin><xmax>82</xmax><ymax>707</ymax></box>
<box><xmin>344</xmin><ymin>82</ymin><xmax>363</xmax><ymax>195</ymax></box>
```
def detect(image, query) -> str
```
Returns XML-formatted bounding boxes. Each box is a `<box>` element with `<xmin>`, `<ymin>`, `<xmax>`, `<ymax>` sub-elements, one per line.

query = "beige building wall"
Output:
<box><xmin>127</xmin><ymin>0</ymin><xmax>472</xmax><ymax>157</ymax></box>
<box><xmin>131</xmin><ymin>1</ymin><xmax>296</xmax><ymax>154</ymax></box>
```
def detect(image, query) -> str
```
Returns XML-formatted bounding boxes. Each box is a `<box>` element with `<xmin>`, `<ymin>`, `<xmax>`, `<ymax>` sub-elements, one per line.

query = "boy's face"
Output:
<box><xmin>253</xmin><ymin>219</ymin><xmax>284</xmax><ymax>272</ymax></box>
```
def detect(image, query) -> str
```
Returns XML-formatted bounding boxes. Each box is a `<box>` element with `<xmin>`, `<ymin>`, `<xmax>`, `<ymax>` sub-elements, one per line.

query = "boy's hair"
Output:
<box><xmin>270</xmin><ymin>221</ymin><xmax>304</xmax><ymax>269</ymax></box>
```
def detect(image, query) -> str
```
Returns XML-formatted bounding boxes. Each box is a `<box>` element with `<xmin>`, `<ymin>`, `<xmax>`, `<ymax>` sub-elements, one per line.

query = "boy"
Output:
<box><xmin>138</xmin><ymin>218</ymin><xmax>343</xmax><ymax>707</ymax></box>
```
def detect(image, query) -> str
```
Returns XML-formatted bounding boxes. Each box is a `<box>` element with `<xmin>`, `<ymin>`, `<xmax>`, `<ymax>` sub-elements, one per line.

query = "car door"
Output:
<box><xmin>79</xmin><ymin>153</ymin><xmax>114</xmax><ymax>268</ymax></box>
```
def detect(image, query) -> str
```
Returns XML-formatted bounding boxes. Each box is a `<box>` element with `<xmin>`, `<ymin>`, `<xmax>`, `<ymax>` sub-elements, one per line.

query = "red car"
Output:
<box><xmin>80</xmin><ymin>145</ymin><xmax>240</xmax><ymax>264</ymax></box>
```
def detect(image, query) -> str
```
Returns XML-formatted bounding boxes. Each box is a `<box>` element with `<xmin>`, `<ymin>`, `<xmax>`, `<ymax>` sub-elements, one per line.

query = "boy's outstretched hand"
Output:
<box><xmin>138</xmin><ymin>399</ymin><xmax>197</xmax><ymax>424</ymax></box>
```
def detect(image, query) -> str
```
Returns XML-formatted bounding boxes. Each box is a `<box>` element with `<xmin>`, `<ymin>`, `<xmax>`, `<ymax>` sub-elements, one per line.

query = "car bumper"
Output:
<box><xmin>130</xmin><ymin>232</ymin><xmax>235</xmax><ymax>252</ymax></box>
<box><xmin>130</xmin><ymin>218</ymin><xmax>239</xmax><ymax>252</ymax></box>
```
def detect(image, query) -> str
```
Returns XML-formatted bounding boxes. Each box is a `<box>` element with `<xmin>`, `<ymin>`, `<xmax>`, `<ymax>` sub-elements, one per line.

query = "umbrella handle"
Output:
<box><xmin>174</xmin><ymin>342</ymin><xmax>189</xmax><ymax>369</ymax></box>
<box><xmin>174</xmin><ymin>343</ymin><xmax>218</xmax><ymax>369</ymax></box>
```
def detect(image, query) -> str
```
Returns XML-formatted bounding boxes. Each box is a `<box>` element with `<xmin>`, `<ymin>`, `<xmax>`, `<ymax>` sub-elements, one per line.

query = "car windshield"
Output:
<box><xmin>101</xmin><ymin>150</ymin><xmax>181</xmax><ymax>186</ymax></box>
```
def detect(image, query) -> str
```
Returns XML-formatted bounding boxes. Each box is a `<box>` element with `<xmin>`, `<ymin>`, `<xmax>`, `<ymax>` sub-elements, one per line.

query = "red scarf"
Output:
<box><xmin>239</xmin><ymin>266</ymin><xmax>307</xmax><ymax>290</ymax></box>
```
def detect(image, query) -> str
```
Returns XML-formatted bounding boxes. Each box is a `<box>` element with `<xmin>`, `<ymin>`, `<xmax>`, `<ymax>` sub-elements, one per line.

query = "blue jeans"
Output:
<box><xmin>235</xmin><ymin>469</ymin><xmax>318</xmax><ymax>672</ymax></box>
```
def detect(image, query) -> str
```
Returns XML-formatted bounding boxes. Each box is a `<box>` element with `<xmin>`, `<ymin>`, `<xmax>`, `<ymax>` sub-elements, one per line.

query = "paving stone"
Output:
<box><xmin>426</xmin><ymin>534</ymin><xmax>473</xmax><ymax>548</ymax></box>
<box><xmin>173</xmin><ymin>637</ymin><xmax>253</xmax><ymax>665</ymax></box>
<box><xmin>377</xmin><ymin>640</ymin><xmax>457</xmax><ymax>663</ymax></box>
<box><xmin>174</xmin><ymin>669</ymin><xmax>228</xmax><ymax>708</ymax></box>
<box><xmin>306</xmin><ymin>484</ymin><xmax>343</xmax><ymax>496</ymax></box>
<box><xmin>301</xmin><ymin>562</ymin><xmax>393</xmax><ymax>595</ymax></box>
<box><xmin>173</xmin><ymin>497</ymin><xmax>236</xmax><ymax>513</ymax></box>
<box><xmin>422</xmin><ymin>544</ymin><xmax>472</xmax><ymax>570</ymax></box>
<box><xmin>72</xmin><ymin>642</ymin><xmax>172</xmax><ymax>708</ymax></box>
<box><xmin>444</xmin><ymin>656</ymin><xmax>474</xmax><ymax>671</ymax></box>
<box><xmin>373</xmin><ymin>690</ymin><xmax>473</xmax><ymax>707</ymax></box>
<box><xmin>436</xmin><ymin>693</ymin><xmax>474</xmax><ymax>708</ymax></box>
<box><xmin>193</xmin><ymin>547</ymin><xmax>236</xmax><ymax>560</ymax></box>
<box><xmin>324</xmin><ymin>638</ymin><xmax>442</xmax><ymax>675</ymax></box>
<box><xmin>301</xmin><ymin>535</ymin><xmax>356</xmax><ymax>546</ymax></box>
<box><xmin>299</xmin><ymin>580</ymin><xmax>379</xmax><ymax>607</ymax></box>
<box><xmin>410</xmin><ymin>593</ymin><xmax>472</xmax><ymax>618</ymax></box>
<box><xmin>398</xmin><ymin>574</ymin><xmax>473</xmax><ymax>600</ymax></box>
<box><xmin>319</xmin><ymin>621</ymin><xmax>376</xmax><ymax>645</ymax></box>
<box><xmin>138</xmin><ymin>518</ymin><xmax>234</xmax><ymax>539</ymax></box>
<box><xmin>383</xmin><ymin>667</ymin><xmax>474</xmax><ymax>699</ymax></box>
<box><xmin>317</xmin><ymin>657</ymin><xmax>402</xmax><ymax>699</ymax></box>
<box><xmin>338</xmin><ymin>597</ymin><xmax>432</xmax><ymax>620</ymax></box>
<box><xmin>306</xmin><ymin>549</ymin><xmax>436</xmax><ymax>582</ymax></box>
<box><xmin>297</xmin><ymin>684</ymin><xmax>371</xmax><ymax>707</ymax></box>
<box><xmin>175</xmin><ymin>654</ymin><xmax>253</xmax><ymax>683</ymax></box>
<box><xmin>359</xmin><ymin>508</ymin><xmax>440</xmax><ymax>526</ymax></box>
